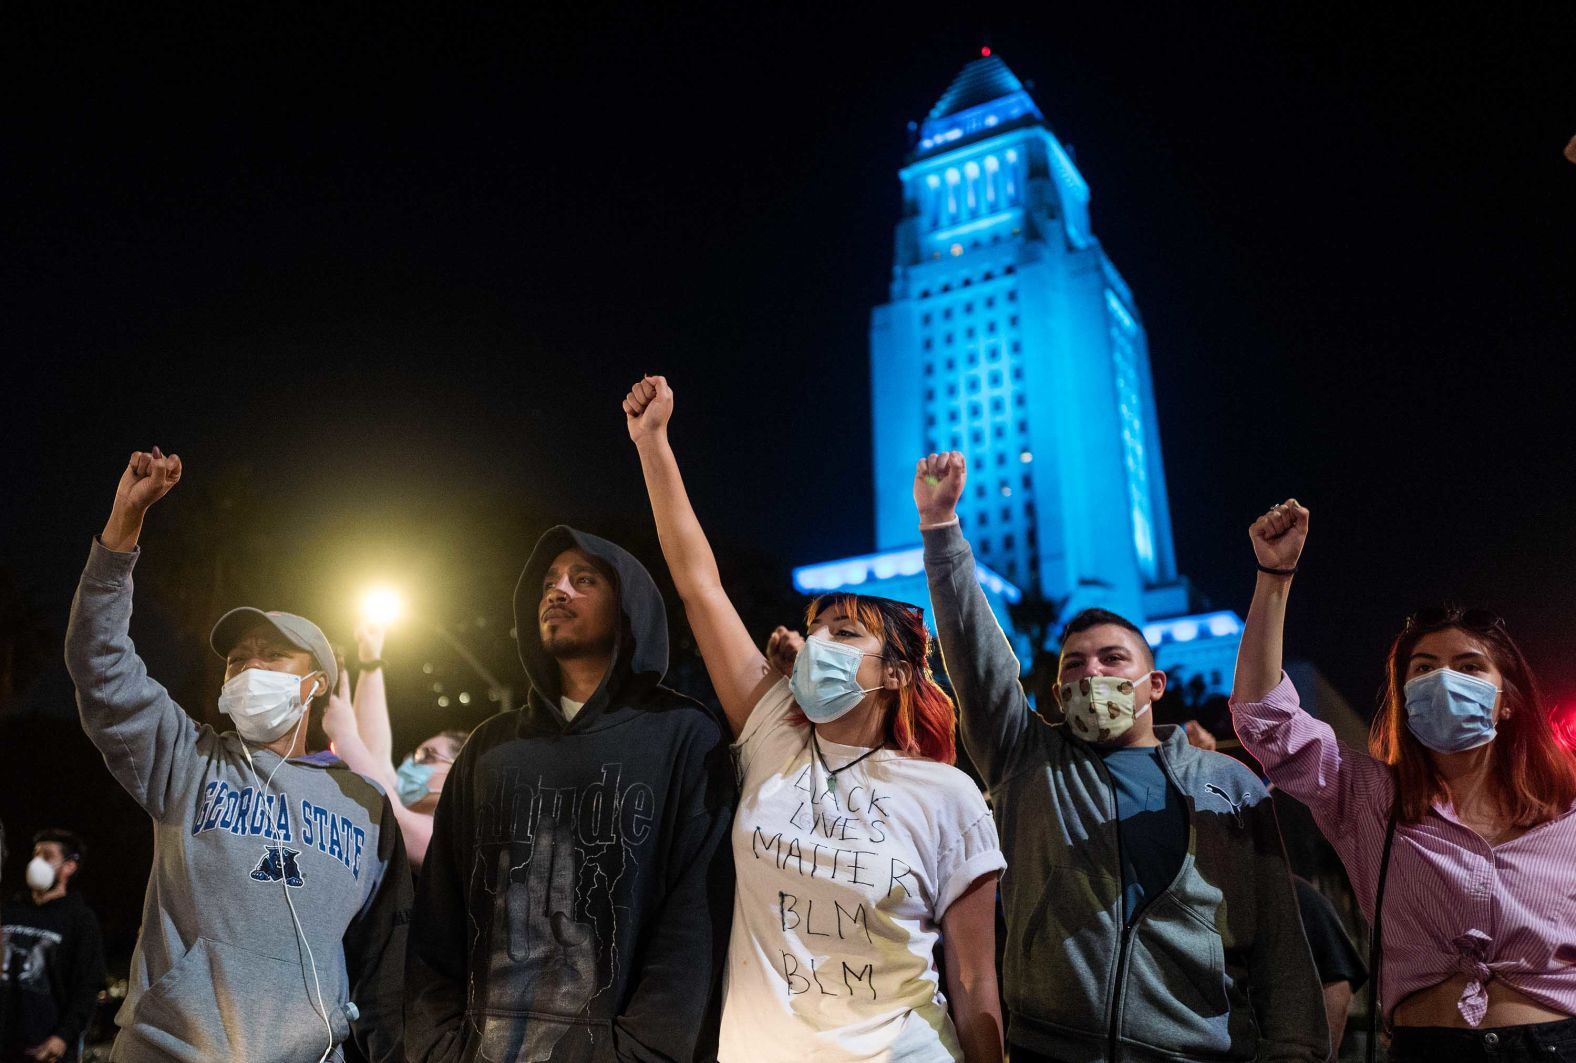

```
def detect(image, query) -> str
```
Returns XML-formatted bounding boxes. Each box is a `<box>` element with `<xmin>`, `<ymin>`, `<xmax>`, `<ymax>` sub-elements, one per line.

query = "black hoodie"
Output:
<box><xmin>406</xmin><ymin>526</ymin><xmax>736</xmax><ymax>1063</ymax></box>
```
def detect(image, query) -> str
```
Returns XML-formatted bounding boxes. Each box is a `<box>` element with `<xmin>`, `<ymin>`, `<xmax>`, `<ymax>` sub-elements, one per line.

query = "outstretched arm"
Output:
<box><xmin>1229</xmin><ymin>501</ymin><xmax>1391</xmax><ymax>856</ymax></box>
<box><xmin>323</xmin><ymin>669</ymin><xmax>437</xmax><ymax>868</ymax></box>
<box><xmin>916</xmin><ymin>452</ymin><xmax>1037</xmax><ymax>787</ymax></box>
<box><xmin>351</xmin><ymin>621</ymin><xmax>393</xmax><ymax>766</ymax></box>
<box><xmin>625</xmin><ymin>376</ymin><xmax>775</xmax><ymax>736</ymax></box>
<box><xmin>1233</xmin><ymin>499</ymin><xmax>1306</xmax><ymax>702</ymax></box>
<box><xmin>67</xmin><ymin>448</ymin><xmax>200</xmax><ymax>819</ymax></box>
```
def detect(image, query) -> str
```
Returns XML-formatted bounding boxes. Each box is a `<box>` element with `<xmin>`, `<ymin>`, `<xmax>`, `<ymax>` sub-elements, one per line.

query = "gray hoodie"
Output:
<box><xmin>65</xmin><ymin>539</ymin><xmax>411</xmax><ymax>1062</ymax></box>
<box><xmin>923</xmin><ymin>523</ymin><xmax>1325</xmax><ymax>1063</ymax></box>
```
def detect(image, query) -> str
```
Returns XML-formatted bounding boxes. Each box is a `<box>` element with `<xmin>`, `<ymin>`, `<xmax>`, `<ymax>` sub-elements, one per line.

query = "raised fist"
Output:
<box><xmin>623</xmin><ymin>375</ymin><xmax>673</xmax><ymax>443</ymax></box>
<box><xmin>914</xmin><ymin>451</ymin><xmax>967</xmax><ymax>526</ymax></box>
<box><xmin>355</xmin><ymin>620</ymin><xmax>386</xmax><ymax>661</ymax></box>
<box><xmin>1249</xmin><ymin>498</ymin><xmax>1309</xmax><ymax>573</ymax></box>
<box><xmin>766</xmin><ymin>626</ymin><xmax>804</xmax><ymax>678</ymax></box>
<box><xmin>114</xmin><ymin>447</ymin><xmax>183</xmax><ymax>515</ymax></box>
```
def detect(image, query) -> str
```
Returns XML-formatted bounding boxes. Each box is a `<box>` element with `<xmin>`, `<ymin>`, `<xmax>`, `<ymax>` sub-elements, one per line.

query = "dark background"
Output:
<box><xmin>2</xmin><ymin>4</ymin><xmax>1573</xmax><ymax>971</ymax></box>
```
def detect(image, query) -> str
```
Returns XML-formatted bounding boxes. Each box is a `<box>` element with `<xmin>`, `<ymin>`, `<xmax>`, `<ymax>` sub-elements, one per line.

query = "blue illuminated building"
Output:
<box><xmin>793</xmin><ymin>51</ymin><xmax>1247</xmax><ymax>693</ymax></box>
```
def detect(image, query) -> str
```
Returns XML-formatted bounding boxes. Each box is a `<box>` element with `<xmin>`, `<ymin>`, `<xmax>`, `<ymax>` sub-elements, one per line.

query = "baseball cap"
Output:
<box><xmin>209</xmin><ymin>607</ymin><xmax>338</xmax><ymax>691</ymax></box>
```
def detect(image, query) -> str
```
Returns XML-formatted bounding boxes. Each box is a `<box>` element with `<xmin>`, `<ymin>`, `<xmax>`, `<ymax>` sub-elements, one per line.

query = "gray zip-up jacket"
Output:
<box><xmin>923</xmin><ymin>523</ymin><xmax>1326</xmax><ymax>1063</ymax></box>
<box><xmin>65</xmin><ymin>539</ymin><xmax>411</xmax><ymax>1062</ymax></box>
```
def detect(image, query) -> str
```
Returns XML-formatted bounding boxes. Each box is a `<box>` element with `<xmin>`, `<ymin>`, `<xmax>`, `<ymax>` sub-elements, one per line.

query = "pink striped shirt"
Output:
<box><xmin>1230</xmin><ymin>673</ymin><xmax>1576</xmax><ymax>1026</ymax></box>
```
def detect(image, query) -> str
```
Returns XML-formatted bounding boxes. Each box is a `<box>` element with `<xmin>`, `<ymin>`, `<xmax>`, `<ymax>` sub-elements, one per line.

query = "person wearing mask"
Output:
<box><xmin>625</xmin><ymin>377</ymin><xmax>1006</xmax><ymax>1062</ymax></box>
<box><xmin>1</xmin><ymin>830</ymin><xmax>107</xmax><ymax>1063</ymax></box>
<box><xmin>321</xmin><ymin>622</ymin><xmax>469</xmax><ymax>870</ymax></box>
<box><xmin>64</xmin><ymin>447</ymin><xmax>410</xmax><ymax>1062</ymax></box>
<box><xmin>914</xmin><ymin>451</ymin><xmax>1326</xmax><ymax>1063</ymax></box>
<box><xmin>1231</xmin><ymin>500</ymin><xmax>1576</xmax><ymax>1062</ymax></box>
<box><xmin>405</xmin><ymin>517</ymin><xmax>737</xmax><ymax>1061</ymax></box>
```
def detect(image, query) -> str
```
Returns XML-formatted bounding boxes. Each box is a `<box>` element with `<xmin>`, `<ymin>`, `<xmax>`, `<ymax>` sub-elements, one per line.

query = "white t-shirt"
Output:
<box><xmin>559</xmin><ymin>696</ymin><xmax>584</xmax><ymax>721</ymax></box>
<box><xmin>719</xmin><ymin>679</ymin><xmax>1005</xmax><ymax>1062</ymax></box>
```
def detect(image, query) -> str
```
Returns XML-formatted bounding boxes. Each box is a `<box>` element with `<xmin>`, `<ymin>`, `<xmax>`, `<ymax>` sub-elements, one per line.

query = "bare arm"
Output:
<box><xmin>941</xmin><ymin>874</ymin><xmax>1004</xmax><ymax>1063</ymax></box>
<box><xmin>323</xmin><ymin>669</ymin><xmax>436</xmax><ymax>868</ymax></box>
<box><xmin>1232</xmin><ymin>499</ymin><xmax>1308</xmax><ymax>702</ymax></box>
<box><xmin>351</xmin><ymin>622</ymin><xmax>393</xmax><ymax>766</ymax></box>
<box><xmin>625</xmin><ymin>376</ymin><xmax>776</xmax><ymax>736</ymax></box>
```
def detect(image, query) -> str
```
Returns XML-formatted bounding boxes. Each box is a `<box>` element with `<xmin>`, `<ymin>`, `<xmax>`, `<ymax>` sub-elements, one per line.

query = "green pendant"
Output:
<box><xmin>827</xmin><ymin>775</ymin><xmax>838</xmax><ymax>793</ymax></box>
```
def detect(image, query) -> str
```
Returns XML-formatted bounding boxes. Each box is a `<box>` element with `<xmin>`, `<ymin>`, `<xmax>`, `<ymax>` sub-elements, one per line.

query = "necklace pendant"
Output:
<box><xmin>827</xmin><ymin>775</ymin><xmax>838</xmax><ymax>794</ymax></box>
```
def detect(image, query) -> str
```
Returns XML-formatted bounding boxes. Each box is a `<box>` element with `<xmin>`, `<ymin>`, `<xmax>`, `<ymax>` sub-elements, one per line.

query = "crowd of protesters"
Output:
<box><xmin>5</xmin><ymin>377</ymin><xmax>1572</xmax><ymax>1062</ymax></box>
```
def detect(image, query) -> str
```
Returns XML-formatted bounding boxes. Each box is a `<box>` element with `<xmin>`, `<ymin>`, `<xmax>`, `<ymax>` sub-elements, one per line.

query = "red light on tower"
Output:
<box><xmin>981</xmin><ymin>46</ymin><xmax>992</xmax><ymax>57</ymax></box>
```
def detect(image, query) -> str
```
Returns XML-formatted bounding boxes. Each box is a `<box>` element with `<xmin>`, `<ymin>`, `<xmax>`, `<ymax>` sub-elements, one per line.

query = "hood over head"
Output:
<box><xmin>513</xmin><ymin>525</ymin><xmax>669</xmax><ymax>730</ymax></box>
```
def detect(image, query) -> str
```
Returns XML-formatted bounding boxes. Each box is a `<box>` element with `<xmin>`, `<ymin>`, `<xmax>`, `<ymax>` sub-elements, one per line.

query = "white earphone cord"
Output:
<box><xmin>241</xmin><ymin>688</ymin><xmax>336</xmax><ymax>1063</ymax></box>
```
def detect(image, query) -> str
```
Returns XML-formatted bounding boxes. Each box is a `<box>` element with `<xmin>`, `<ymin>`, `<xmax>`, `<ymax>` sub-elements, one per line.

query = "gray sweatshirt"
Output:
<box><xmin>65</xmin><ymin>539</ymin><xmax>411</xmax><ymax>1062</ymax></box>
<box><xmin>923</xmin><ymin>523</ymin><xmax>1326</xmax><ymax>1063</ymax></box>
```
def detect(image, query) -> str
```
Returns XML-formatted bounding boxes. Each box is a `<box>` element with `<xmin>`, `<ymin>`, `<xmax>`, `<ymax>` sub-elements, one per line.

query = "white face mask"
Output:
<box><xmin>1061</xmin><ymin>672</ymin><xmax>1156</xmax><ymax>744</ymax></box>
<box><xmin>219</xmin><ymin>667</ymin><xmax>320</xmax><ymax>744</ymax></box>
<box><xmin>26</xmin><ymin>856</ymin><xmax>57</xmax><ymax>892</ymax></box>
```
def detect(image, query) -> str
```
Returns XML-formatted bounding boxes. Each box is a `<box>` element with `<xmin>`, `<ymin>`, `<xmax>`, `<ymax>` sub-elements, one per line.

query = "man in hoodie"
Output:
<box><xmin>1</xmin><ymin>830</ymin><xmax>107</xmax><ymax>1063</ymax></box>
<box><xmin>405</xmin><ymin>526</ymin><xmax>736</xmax><ymax>1062</ymax></box>
<box><xmin>914</xmin><ymin>452</ymin><xmax>1326</xmax><ymax>1063</ymax></box>
<box><xmin>64</xmin><ymin>447</ymin><xmax>410</xmax><ymax>1062</ymax></box>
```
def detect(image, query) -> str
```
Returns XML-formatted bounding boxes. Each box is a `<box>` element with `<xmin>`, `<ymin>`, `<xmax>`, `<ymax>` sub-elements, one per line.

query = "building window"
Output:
<box><xmin>1009</xmin><ymin>315</ymin><xmax>1020</xmax><ymax>328</ymax></box>
<box><xmin>926</xmin><ymin>413</ymin><xmax>936</xmax><ymax>426</ymax></box>
<box><xmin>978</xmin><ymin>511</ymin><xmax>989</xmax><ymax>526</ymax></box>
<box><xmin>964</xmin><ymin>302</ymin><xmax>973</xmax><ymax>315</ymax></box>
<box><xmin>968</xmin><ymin>401</ymin><xmax>982</xmax><ymax>419</ymax></box>
<box><xmin>923</xmin><ymin>362</ymin><xmax>934</xmax><ymax>376</ymax></box>
<box><xmin>966</xmin><ymin>377</ymin><xmax>980</xmax><ymax>395</ymax></box>
<box><xmin>991</xmin><ymin>397</ymin><xmax>1004</xmax><ymax>413</ymax></box>
<box><xmin>945</xmin><ymin>333</ymin><xmax>954</xmax><ymax>346</ymax></box>
<box><xmin>989</xmin><ymin>369</ymin><xmax>1003</xmax><ymax>386</ymax></box>
<box><xmin>967</xmin><ymin>350</ymin><xmax>979</xmax><ymax>366</ymax></box>
<box><xmin>971</xmin><ymin>429</ymin><xmax>983</xmax><ymax>445</ymax></box>
<box><xmin>922</xmin><ymin>312</ymin><xmax>932</xmax><ymax>325</ymax></box>
<box><xmin>1012</xmin><ymin>365</ymin><xmax>1024</xmax><ymax>381</ymax></box>
<box><xmin>993</xmin><ymin>425</ymin><xmax>1005</xmax><ymax>439</ymax></box>
<box><xmin>943</xmin><ymin>307</ymin><xmax>952</xmax><ymax>320</ymax></box>
<box><xmin>923</xmin><ymin>338</ymin><xmax>933</xmax><ymax>350</ymax></box>
<box><xmin>995</xmin><ymin>452</ymin><xmax>1006</xmax><ymax>466</ymax></box>
<box><xmin>1011</xmin><ymin>340</ymin><xmax>1022</xmax><ymax>353</ymax></box>
<box><xmin>947</xmin><ymin>382</ymin><xmax>958</xmax><ymax>397</ymax></box>
<box><xmin>946</xmin><ymin>358</ymin><xmax>956</xmax><ymax>371</ymax></box>
<box><xmin>949</xmin><ymin>410</ymin><xmax>960</xmax><ymax>423</ymax></box>
<box><xmin>1007</xmin><ymin>289</ymin><xmax>1018</xmax><ymax>302</ymax></box>
<box><xmin>985</xmin><ymin>296</ymin><xmax>995</xmax><ymax>308</ymax></box>
<box><xmin>1004</xmin><ymin>534</ymin><xmax>1015</xmax><ymax>549</ymax></box>
<box><xmin>966</xmin><ymin>326</ymin><xmax>976</xmax><ymax>339</ymax></box>
<box><xmin>924</xmin><ymin>388</ymin><xmax>935</xmax><ymax>401</ymax></box>
<box><xmin>979</xmin><ymin>537</ymin><xmax>991</xmax><ymax>552</ymax></box>
<box><xmin>987</xmin><ymin>320</ymin><xmax>998</xmax><ymax>334</ymax></box>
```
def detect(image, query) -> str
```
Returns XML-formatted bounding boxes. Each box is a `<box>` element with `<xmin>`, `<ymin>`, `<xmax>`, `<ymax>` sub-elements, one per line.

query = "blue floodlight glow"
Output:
<box><xmin>793</xmin><ymin>547</ymin><xmax>1023</xmax><ymax>604</ymax></box>
<box><xmin>1141</xmin><ymin>611</ymin><xmax>1243</xmax><ymax>649</ymax></box>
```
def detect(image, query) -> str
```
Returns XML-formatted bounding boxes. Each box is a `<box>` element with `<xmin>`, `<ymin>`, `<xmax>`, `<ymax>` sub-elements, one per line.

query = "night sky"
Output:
<box><xmin>3</xmin><ymin>5</ymin><xmax>1574</xmax><ymax>941</ymax></box>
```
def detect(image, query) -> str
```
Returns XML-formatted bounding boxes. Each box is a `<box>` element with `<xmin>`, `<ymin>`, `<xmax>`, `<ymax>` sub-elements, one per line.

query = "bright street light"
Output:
<box><xmin>361</xmin><ymin>587</ymin><xmax>404</xmax><ymax>626</ymax></box>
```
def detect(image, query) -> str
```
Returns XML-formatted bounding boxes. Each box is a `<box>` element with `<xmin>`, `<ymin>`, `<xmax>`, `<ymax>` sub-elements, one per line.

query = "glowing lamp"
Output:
<box><xmin>361</xmin><ymin>587</ymin><xmax>404</xmax><ymax>626</ymax></box>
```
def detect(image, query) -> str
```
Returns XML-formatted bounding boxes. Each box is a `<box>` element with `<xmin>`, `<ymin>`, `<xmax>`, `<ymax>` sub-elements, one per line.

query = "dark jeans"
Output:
<box><xmin>1390</xmin><ymin>1017</ymin><xmax>1576</xmax><ymax>1062</ymax></box>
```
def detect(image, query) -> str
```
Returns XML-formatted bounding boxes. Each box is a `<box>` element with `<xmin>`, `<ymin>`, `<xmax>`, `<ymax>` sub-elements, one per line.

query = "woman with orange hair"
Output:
<box><xmin>1231</xmin><ymin>500</ymin><xmax>1576</xmax><ymax>1063</ymax></box>
<box><xmin>623</xmin><ymin>375</ymin><xmax>1006</xmax><ymax>1063</ymax></box>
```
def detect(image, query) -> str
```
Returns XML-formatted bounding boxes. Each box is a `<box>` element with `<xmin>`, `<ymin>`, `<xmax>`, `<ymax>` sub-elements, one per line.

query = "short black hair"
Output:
<box><xmin>1059</xmin><ymin>608</ymin><xmax>1154</xmax><ymax>666</ymax></box>
<box><xmin>33</xmin><ymin>828</ymin><xmax>85</xmax><ymax>866</ymax></box>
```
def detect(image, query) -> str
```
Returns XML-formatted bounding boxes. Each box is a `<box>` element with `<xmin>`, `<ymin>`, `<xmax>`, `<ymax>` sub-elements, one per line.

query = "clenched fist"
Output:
<box><xmin>623</xmin><ymin>375</ymin><xmax>673</xmax><ymax>444</ymax></box>
<box><xmin>914</xmin><ymin>451</ymin><xmax>967</xmax><ymax>526</ymax></box>
<box><xmin>116</xmin><ymin>447</ymin><xmax>183</xmax><ymax>514</ymax></box>
<box><xmin>102</xmin><ymin>447</ymin><xmax>183</xmax><ymax>552</ymax></box>
<box><xmin>766</xmin><ymin>626</ymin><xmax>804</xmax><ymax>678</ymax></box>
<box><xmin>1249</xmin><ymin>498</ymin><xmax>1308</xmax><ymax>574</ymax></box>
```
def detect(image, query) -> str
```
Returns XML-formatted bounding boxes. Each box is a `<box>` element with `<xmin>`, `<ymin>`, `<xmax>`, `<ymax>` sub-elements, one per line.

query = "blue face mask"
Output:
<box><xmin>395</xmin><ymin>758</ymin><xmax>438</xmax><ymax>806</ymax></box>
<box><xmin>789</xmin><ymin>636</ymin><xmax>885</xmax><ymax>724</ymax></box>
<box><xmin>1404</xmin><ymin>668</ymin><xmax>1501</xmax><ymax>753</ymax></box>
